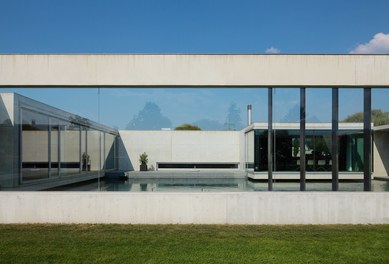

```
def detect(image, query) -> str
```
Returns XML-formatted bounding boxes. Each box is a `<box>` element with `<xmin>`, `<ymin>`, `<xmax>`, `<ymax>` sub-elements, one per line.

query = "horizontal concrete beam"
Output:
<box><xmin>1</xmin><ymin>192</ymin><xmax>388</xmax><ymax>224</ymax></box>
<box><xmin>1</xmin><ymin>54</ymin><xmax>389</xmax><ymax>87</ymax></box>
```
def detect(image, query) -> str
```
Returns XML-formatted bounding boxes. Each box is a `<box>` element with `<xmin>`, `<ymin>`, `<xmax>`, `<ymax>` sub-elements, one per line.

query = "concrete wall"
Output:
<box><xmin>118</xmin><ymin>130</ymin><xmax>241</xmax><ymax>171</ymax></box>
<box><xmin>1</xmin><ymin>54</ymin><xmax>389</xmax><ymax>87</ymax></box>
<box><xmin>0</xmin><ymin>93</ymin><xmax>17</xmax><ymax>188</ymax></box>
<box><xmin>373</xmin><ymin>130</ymin><xmax>389</xmax><ymax>177</ymax></box>
<box><xmin>1</xmin><ymin>192</ymin><xmax>388</xmax><ymax>224</ymax></box>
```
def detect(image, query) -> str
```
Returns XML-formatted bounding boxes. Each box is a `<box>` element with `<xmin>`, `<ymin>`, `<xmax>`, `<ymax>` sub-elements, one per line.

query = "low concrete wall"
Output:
<box><xmin>1</xmin><ymin>192</ymin><xmax>388</xmax><ymax>224</ymax></box>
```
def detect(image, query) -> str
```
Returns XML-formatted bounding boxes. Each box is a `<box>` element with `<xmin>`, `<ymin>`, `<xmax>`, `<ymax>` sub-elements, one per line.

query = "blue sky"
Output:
<box><xmin>1</xmin><ymin>0</ymin><xmax>389</xmax><ymax>129</ymax></box>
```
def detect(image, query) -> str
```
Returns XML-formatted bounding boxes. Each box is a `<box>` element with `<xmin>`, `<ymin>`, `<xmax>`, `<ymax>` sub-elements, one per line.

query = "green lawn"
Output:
<box><xmin>0</xmin><ymin>224</ymin><xmax>388</xmax><ymax>263</ymax></box>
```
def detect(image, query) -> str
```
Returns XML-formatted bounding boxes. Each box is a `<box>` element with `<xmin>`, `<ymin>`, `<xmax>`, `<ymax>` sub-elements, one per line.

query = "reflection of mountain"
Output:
<box><xmin>126</xmin><ymin>102</ymin><xmax>172</xmax><ymax>130</ymax></box>
<box><xmin>280</xmin><ymin>105</ymin><xmax>299</xmax><ymax>122</ymax></box>
<box><xmin>193</xmin><ymin>119</ymin><xmax>224</xmax><ymax>130</ymax></box>
<box><xmin>281</xmin><ymin>104</ymin><xmax>322</xmax><ymax>122</ymax></box>
<box><xmin>224</xmin><ymin>103</ymin><xmax>243</xmax><ymax>130</ymax></box>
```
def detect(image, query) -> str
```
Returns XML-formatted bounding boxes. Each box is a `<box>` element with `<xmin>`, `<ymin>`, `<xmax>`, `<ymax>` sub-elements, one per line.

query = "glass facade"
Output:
<box><xmin>246</xmin><ymin>127</ymin><xmax>363</xmax><ymax>172</ymax></box>
<box><xmin>0</xmin><ymin>93</ymin><xmax>118</xmax><ymax>190</ymax></box>
<box><xmin>244</xmin><ymin>87</ymin><xmax>372</xmax><ymax>191</ymax></box>
<box><xmin>2</xmin><ymin>85</ymin><xmax>389</xmax><ymax>192</ymax></box>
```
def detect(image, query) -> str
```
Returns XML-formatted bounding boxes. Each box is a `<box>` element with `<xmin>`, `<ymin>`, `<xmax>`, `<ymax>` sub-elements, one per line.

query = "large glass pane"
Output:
<box><xmin>60</xmin><ymin>121</ymin><xmax>80</xmax><ymax>176</ymax></box>
<box><xmin>339</xmin><ymin>130</ymin><xmax>364</xmax><ymax>172</ymax></box>
<box><xmin>22</xmin><ymin>109</ymin><xmax>49</xmax><ymax>181</ymax></box>
<box><xmin>372</xmin><ymin>88</ymin><xmax>389</xmax><ymax>126</ymax></box>
<box><xmin>306</xmin><ymin>88</ymin><xmax>332</xmax><ymax>191</ymax></box>
<box><xmin>274</xmin><ymin>129</ymin><xmax>300</xmax><ymax>172</ymax></box>
<box><xmin>305</xmin><ymin>130</ymin><xmax>332</xmax><ymax>172</ymax></box>
<box><xmin>273</xmin><ymin>88</ymin><xmax>300</xmax><ymax>191</ymax></box>
<box><xmin>339</xmin><ymin>88</ymin><xmax>364</xmax><ymax>191</ymax></box>
<box><xmin>100</xmin><ymin>88</ymin><xmax>268</xmax><ymax>130</ymax></box>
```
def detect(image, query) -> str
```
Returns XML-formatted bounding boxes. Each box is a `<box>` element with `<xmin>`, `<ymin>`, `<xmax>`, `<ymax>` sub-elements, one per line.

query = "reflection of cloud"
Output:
<box><xmin>265</xmin><ymin>47</ymin><xmax>280</xmax><ymax>54</ymax></box>
<box><xmin>350</xmin><ymin>33</ymin><xmax>389</xmax><ymax>54</ymax></box>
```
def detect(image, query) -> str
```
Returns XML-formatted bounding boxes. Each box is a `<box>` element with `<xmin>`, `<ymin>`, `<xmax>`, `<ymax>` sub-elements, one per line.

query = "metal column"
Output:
<box><xmin>364</xmin><ymin>88</ymin><xmax>372</xmax><ymax>191</ymax></box>
<box><xmin>268</xmin><ymin>87</ymin><xmax>273</xmax><ymax>191</ymax></box>
<box><xmin>300</xmin><ymin>88</ymin><xmax>306</xmax><ymax>191</ymax></box>
<box><xmin>332</xmin><ymin>88</ymin><xmax>339</xmax><ymax>191</ymax></box>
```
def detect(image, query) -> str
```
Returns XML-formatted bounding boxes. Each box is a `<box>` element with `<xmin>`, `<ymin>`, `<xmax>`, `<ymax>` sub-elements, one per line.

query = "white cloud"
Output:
<box><xmin>350</xmin><ymin>33</ymin><xmax>389</xmax><ymax>54</ymax></box>
<box><xmin>265</xmin><ymin>47</ymin><xmax>280</xmax><ymax>54</ymax></box>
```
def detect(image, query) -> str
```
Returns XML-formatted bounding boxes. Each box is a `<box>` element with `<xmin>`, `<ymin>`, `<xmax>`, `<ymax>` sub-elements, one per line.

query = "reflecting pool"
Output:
<box><xmin>46</xmin><ymin>177</ymin><xmax>389</xmax><ymax>192</ymax></box>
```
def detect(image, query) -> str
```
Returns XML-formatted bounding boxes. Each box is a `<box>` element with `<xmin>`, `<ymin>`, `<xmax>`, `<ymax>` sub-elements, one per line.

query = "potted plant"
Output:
<box><xmin>139</xmin><ymin>152</ymin><xmax>148</xmax><ymax>171</ymax></box>
<box><xmin>82</xmin><ymin>152</ymin><xmax>91</xmax><ymax>171</ymax></box>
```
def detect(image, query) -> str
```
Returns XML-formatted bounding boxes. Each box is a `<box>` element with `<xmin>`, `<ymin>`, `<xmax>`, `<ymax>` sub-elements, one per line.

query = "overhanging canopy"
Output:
<box><xmin>1</xmin><ymin>54</ymin><xmax>389</xmax><ymax>87</ymax></box>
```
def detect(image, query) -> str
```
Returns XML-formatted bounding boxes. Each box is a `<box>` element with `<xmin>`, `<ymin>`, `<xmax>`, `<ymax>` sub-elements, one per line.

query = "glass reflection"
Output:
<box><xmin>273</xmin><ymin>88</ymin><xmax>300</xmax><ymax>191</ymax></box>
<box><xmin>339</xmin><ymin>130</ymin><xmax>364</xmax><ymax>172</ymax></box>
<box><xmin>105</xmin><ymin>133</ymin><xmax>116</xmax><ymax>170</ymax></box>
<box><xmin>59</xmin><ymin>121</ymin><xmax>80</xmax><ymax>176</ymax></box>
<box><xmin>87</xmin><ymin>128</ymin><xmax>101</xmax><ymax>172</ymax></box>
<box><xmin>254</xmin><ymin>129</ymin><xmax>267</xmax><ymax>171</ymax></box>
<box><xmin>50</xmin><ymin>118</ymin><xmax>59</xmax><ymax>177</ymax></box>
<box><xmin>339</xmin><ymin>88</ymin><xmax>364</xmax><ymax>190</ymax></box>
<box><xmin>22</xmin><ymin>109</ymin><xmax>49</xmax><ymax>181</ymax></box>
<box><xmin>246</xmin><ymin>130</ymin><xmax>254</xmax><ymax>170</ymax></box>
<box><xmin>372</xmin><ymin>88</ymin><xmax>389</xmax><ymax>178</ymax></box>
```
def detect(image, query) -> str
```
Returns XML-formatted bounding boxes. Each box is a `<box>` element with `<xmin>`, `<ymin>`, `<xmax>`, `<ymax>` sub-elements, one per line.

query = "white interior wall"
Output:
<box><xmin>373</xmin><ymin>131</ymin><xmax>389</xmax><ymax>177</ymax></box>
<box><xmin>119</xmin><ymin>130</ymin><xmax>241</xmax><ymax>171</ymax></box>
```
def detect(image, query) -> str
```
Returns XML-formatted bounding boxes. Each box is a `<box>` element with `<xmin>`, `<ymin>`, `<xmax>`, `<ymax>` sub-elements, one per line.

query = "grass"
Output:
<box><xmin>0</xmin><ymin>225</ymin><xmax>388</xmax><ymax>263</ymax></box>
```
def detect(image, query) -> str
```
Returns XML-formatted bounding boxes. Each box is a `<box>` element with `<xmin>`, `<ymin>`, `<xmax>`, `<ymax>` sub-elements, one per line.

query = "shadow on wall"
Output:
<box><xmin>375</xmin><ymin>131</ymin><xmax>389</xmax><ymax>177</ymax></box>
<box><xmin>117</xmin><ymin>136</ymin><xmax>133</xmax><ymax>171</ymax></box>
<box><xmin>0</xmin><ymin>96</ymin><xmax>12</xmax><ymax>126</ymax></box>
<box><xmin>0</xmin><ymin>95</ymin><xmax>14</xmax><ymax>189</ymax></box>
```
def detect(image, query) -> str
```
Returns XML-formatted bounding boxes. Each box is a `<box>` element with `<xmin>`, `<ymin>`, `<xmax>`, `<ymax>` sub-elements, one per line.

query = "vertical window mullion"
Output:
<box><xmin>332</xmin><ymin>88</ymin><xmax>339</xmax><ymax>191</ymax></box>
<box><xmin>364</xmin><ymin>88</ymin><xmax>372</xmax><ymax>191</ymax></box>
<box><xmin>268</xmin><ymin>87</ymin><xmax>273</xmax><ymax>191</ymax></box>
<box><xmin>300</xmin><ymin>88</ymin><xmax>306</xmax><ymax>191</ymax></box>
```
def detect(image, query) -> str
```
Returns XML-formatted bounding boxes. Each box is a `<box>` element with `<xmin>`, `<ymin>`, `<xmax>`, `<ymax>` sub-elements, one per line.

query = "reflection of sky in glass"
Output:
<box><xmin>373</xmin><ymin>89</ymin><xmax>389</xmax><ymax>111</ymax></box>
<box><xmin>339</xmin><ymin>89</ymin><xmax>364</xmax><ymax>120</ymax></box>
<box><xmin>1</xmin><ymin>87</ymin><xmax>389</xmax><ymax>130</ymax></box>
<box><xmin>307</xmin><ymin>89</ymin><xmax>332</xmax><ymax>123</ymax></box>
<box><xmin>273</xmin><ymin>88</ymin><xmax>300</xmax><ymax>122</ymax></box>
